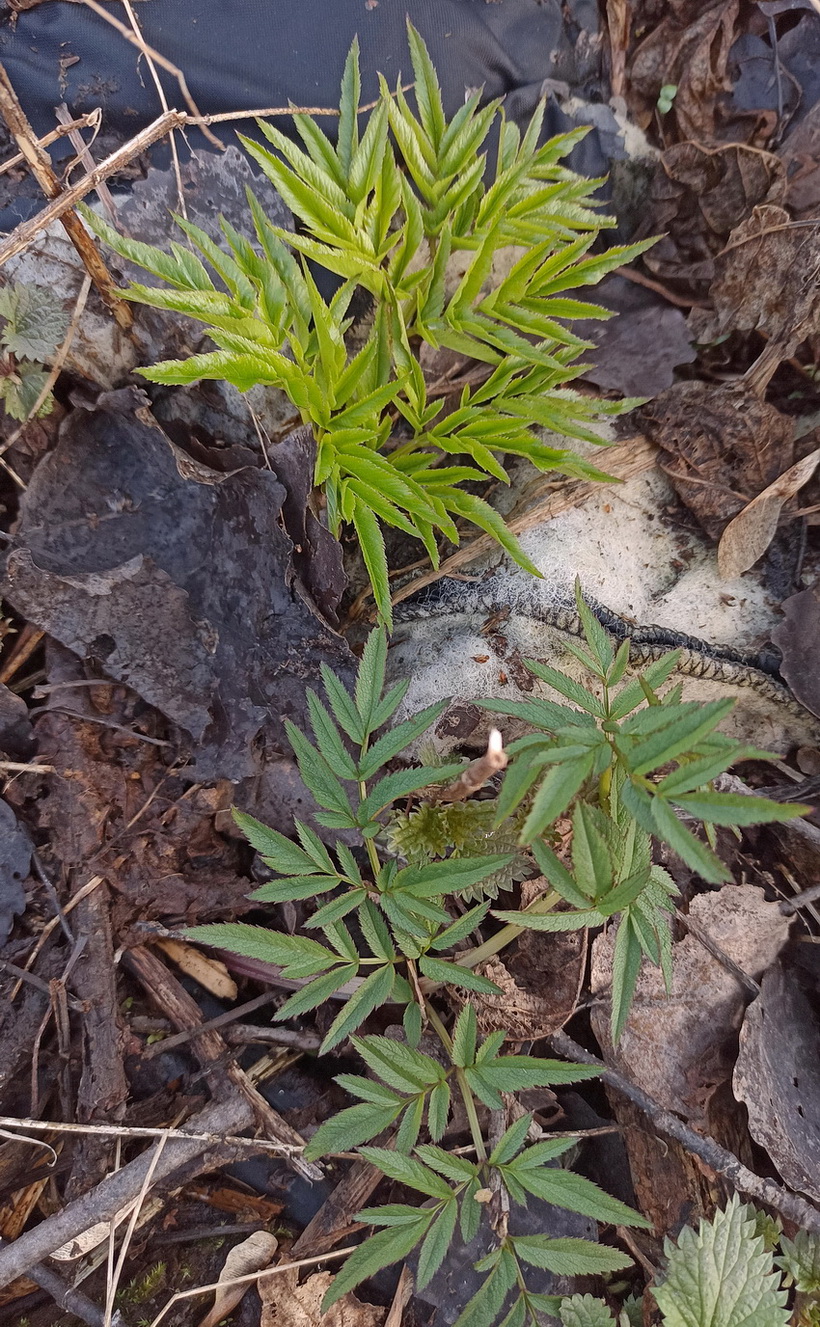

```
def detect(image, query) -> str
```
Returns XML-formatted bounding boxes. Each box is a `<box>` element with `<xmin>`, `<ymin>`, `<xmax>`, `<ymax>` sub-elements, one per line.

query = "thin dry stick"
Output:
<box><xmin>0</xmin><ymin>111</ymin><xmax>102</xmax><ymax>176</ymax></box>
<box><xmin>120</xmin><ymin>0</ymin><xmax>188</xmax><ymax>217</ymax></box>
<box><xmin>77</xmin><ymin>0</ymin><xmax>222</xmax><ymax>149</ymax></box>
<box><xmin>0</xmin><ymin>1095</ymin><xmax>260</xmax><ymax>1289</ymax></box>
<box><xmin>0</xmin><ymin>1114</ymin><xmax>305</xmax><ymax>1154</ymax></box>
<box><xmin>0</xmin><ymin>760</ymin><xmax>54</xmax><ymax>774</ymax></box>
<box><xmin>54</xmin><ymin>104</ymin><xmax>117</xmax><ymax>224</ymax></box>
<box><xmin>9</xmin><ymin>874</ymin><xmax>104</xmax><ymax>1000</ymax></box>
<box><xmin>104</xmin><ymin>1132</ymin><xmax>169</xmax><ymax>1326</ymax></box>
<box><xmin>549</xmin><ymin>1029</ymin><xmax>820</xmax><ymax>1234</ymax></box>
<box><xmin>0</xmin><ymin>87</ymin><xmax>395</xmax><ymax>271</ymax></box>
<box><xmin>0</xmin><ymin>109</ymin><xmax>186</xmax><ymax>267</ymax></box>
<box><xmin>147</xmin><ymin>1246</ymin><xmax>358</xmax><ymax>1327</ymax></box>
<box><xmin>0</xmin><ymin>61</ymin><xmax>131</xmax><ymax>328</ymax></box>
<box><xmin>0</xmin><ymin>272</ymin><xmax>92</xmax><ymax>460</ymax></box>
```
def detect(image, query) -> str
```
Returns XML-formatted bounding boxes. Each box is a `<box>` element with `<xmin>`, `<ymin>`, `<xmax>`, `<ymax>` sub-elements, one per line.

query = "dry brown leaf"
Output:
<box><xmin>591</xmin><ymin>884</ymin><xmax>791</xmax><ymax>1125</ymax></box>
<box><xmin>734</xmin><ymin>962</ymin><xmax>820</xmax><ymax>1203</ymax></box>
<box><xmin>772</xmin><ymin>583</ymin><xmax>820</xmax><ymax>719</ymax></box>
<box><xmin>704</xmin><ymin>204</ymin><xmax>820</xmax><ymax>357</ymax></box>
<box><xmin>196</xmin><ymin>1229</ymin><xmax>279</xmax><ymax>1327</ymax></box>
<box><xmin>638</xmin><ymin>142</ymin><xmax>785</xmax><ymax>291</ymax></box>
<box><xmin>628</xmin><ymin>0</ymin><xmax>740</xmax><ymax>140</ymax></box>
<box><xmin>260</xmin><ymin>1266</ymin><xmax>385</xmax><ymax>1327</ymax></box>
<box><xmin>638</xmin><ymin>381</ymin><xmax>793</xmax><ymax>539</ymax></box>
<box><xmin>718</xmin><ymin>446</ymin><xmax>820</xmax><ymax>578</ymax></box>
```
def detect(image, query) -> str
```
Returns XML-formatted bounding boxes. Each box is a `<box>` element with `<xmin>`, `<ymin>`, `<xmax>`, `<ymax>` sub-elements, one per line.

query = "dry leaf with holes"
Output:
<box><xmin>196</xmin><ymin>1229</ymin><xmax>279</xmax><ymax>1327</ymax></box>
<box><xmin>261</xmin><ymin>1266</ymin><xmax>384</xmax><ymax>1326</ymax></box>
<box><xmin>718</xmin><ymin>447</ymin><xmax>820</xmax><ymax>578</ymax></box>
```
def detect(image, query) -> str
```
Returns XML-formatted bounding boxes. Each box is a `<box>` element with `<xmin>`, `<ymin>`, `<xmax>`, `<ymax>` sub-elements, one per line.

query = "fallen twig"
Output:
<box><xmin>0</xmin><ymin>1094</ymin><xmax>262</xmax><ymax>1289</ymax></box>
<box><xmin>550</xmin><ymin>1029</ymin><xmax>820</xmax><ymax>1234</ymax></box>
<box><xmin>0</xmin><ymin>1236</ymin><xmax>125</xmax><ymax>1327</ymax></box>
<box><xmin>0</xmin><ymin>61</ymin><xmax>131</xmax><ymax>326</ymax></box>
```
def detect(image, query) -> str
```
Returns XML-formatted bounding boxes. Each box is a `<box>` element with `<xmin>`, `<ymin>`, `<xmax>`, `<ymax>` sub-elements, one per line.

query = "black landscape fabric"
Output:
<box><xmin>0</xmin><ymin>0</ymin><xmax>609</xmax><ymax>225</ymax></box>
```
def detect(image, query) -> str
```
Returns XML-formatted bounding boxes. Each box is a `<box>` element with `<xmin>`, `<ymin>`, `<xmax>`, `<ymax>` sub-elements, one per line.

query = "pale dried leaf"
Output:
<box><xmin>155</xmin><ymin>937</ymin><xmax>238</xmax><ymax>1001</ymax></box>
<box><xmin>261</xmin><ymin>1267</ymin><xmax>385</xmax><ymax>1327</ymax></box>
<box><xmin>197</xmin><ymin>1230</ymin><xmax>279</xmax><ymax>1327</ymax></box>
<box><xmin>718</xmin><ymin>447</ymin><xmax>820</xmax><ymax>578</ymax></box>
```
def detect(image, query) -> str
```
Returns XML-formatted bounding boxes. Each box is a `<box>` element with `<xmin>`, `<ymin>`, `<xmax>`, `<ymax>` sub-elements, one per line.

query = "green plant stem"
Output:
<box><xmin>455</xmin><ymin>1067</ymin><xmax>487</xmax><ymax>1163</ymax></box>
<box><xmin>456</xmin><ymin>888</ymin><xmax>562</xmax><ymax>970</ymax></box>
<box><xmin>425</xmin><ymin>1000</ymin><xmax>487</xmax><ymax>1163</ymax></box>
<box><xmin>359</xmin><ymin>774</ymin><xmax>383</xmax><ymax>881</ymax></box>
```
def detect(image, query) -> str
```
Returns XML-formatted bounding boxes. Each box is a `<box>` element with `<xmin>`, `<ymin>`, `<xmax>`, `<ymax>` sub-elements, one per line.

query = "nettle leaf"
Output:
<box><xmin>776</xmin><ymin>1229</ymin><xmax>820</xmax><ymax>1293</ymax></box>
<box><xmin>653</xmin><ymin>1197</ymin><xmax>790</xmax><ymax>1327</ymax></box>
<box><xmin>559</xmin><ymin>1294</ymin><xmax>617</xmax><ymax>1327</ymax></box>
<box><xmin>0</xmin><ymin>363</ymin><xmax>53</xmax><ymax>420</ymax></box>
<box><xmin>0</xmin><ymin>282</ymin><xmax>68</xmax><ymax>360</ymax></box>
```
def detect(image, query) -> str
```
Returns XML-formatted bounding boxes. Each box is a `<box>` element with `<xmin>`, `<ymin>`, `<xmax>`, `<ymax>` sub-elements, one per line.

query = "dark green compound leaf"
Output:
<box><xmin>303</xmin><ymin>1100</ymin><xmax>403</xmax><ymax>1160</ymax></box>
<box><xmin>320</xmin><ymin>963</ymin><xmax>397</xmax><ymax>1052</ymax></box>
<box><xmin>451</xmin><ymin>1002</ymin><xmax>478</xmax><ymax>1068</ymax></box>
<box><xmin>354</xmin><ymin>1034</ymin><xmax>446</xmax><ymax>1092</ymax></box>
<box><xmin>505</xmin><ymin>1166</ymin><xmax>650</xmax><ymax>1227</ymax></box>
<box><xmin>418</xmin><ymin>957</ymin><xmax>502</xmax><ymax>994</ymax></box>
<box><xmin>417</xmin><ymin>1198</ymin><xmax>459</xmax><ymax>1289</ymax></box>
<box><xmin>284</xmin><ymin>720</ymin><xmax>354</xmax><ymax>818</ymax></box>
<box><xmin>510</xmin><ymin>1235</ymin><xmax>633</xmax><ymax>1275</ymax></box>
<box><xmin>356</xmin><ymin>700</ymin><xmax>448</xmax><ymax>779</ymax></box>
<box><xmin>275</xmin><ymin>964</ymin><xmax>359</xmax><ymax>1021</ymax></box>
<box><xmin>232</xmin><ymin>810</ymin><xmax>319</xmax><ymax>874</ymax></box>
<box><xmin>488</xmin><ymin>1112</ymin><xmax>533</xmax><ymax>1166</ymax></box>
<box><xmin>184</xmin><ymin>924</ymin><xmax>337</xmax><ymax>976</ymax></box>
<box><xmin>322</xmin><ymin>1219</ymin><xmax>430</xmax><ymax>1310</ymax></box>
<box><xmin>429</xmin><ymin>902</ymin><xmax>491</xmax><ymax>952</ymax></box>
<box><xmin>415</xmin><ymin>1144</ymin><xmax>477</xmax><ymax>1184</ymax></box>
<box><xmin>669</xmin><ymin>791</ymin><xmax>807</xmax><ymax>827</ymax></box>
<box><xmin>452</xmin><ymin>1250</ymin><xmax>519</xmax><ymax>1327</ymax></box>
<box><xmin>426</xmin><ymin>1080</ymin><xmax>451</xmax><ymax>1142</ymax></box>
<box><xmin>357</xmin><ymin>1146</ymin><xmax>455</xmax><ymax>1199</ymax></box>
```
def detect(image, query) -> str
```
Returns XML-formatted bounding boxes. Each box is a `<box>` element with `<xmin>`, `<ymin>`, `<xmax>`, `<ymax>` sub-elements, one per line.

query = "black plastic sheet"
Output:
<box><xmin>0</xmin><ymin>0</ymin><xmax>610</xmax><ymax>227</ymax></box>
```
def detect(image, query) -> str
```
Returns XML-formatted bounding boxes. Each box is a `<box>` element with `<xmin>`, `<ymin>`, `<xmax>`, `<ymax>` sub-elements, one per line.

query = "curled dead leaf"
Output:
<box><xmin>638</xmin><ymin>381</ymin><xmax>793</xmax><ymax>539</ymax></box>
<box><xmin>700</xmin><ymin>203</ymin><xmax>820</xmax><ymax>358</ymax></box>
<box><xmin>196</xmin><ymin>1229</ymin><xmax>279</xmax><ymax>1327</ymax></box>
<box><xmin>717</xmin><ymin>446</ymin><xmax>820</xmax><ymax>578</ymax></box>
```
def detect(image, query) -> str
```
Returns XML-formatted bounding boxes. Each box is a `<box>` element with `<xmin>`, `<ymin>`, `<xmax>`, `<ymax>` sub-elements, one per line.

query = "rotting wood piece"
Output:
<box><xmin>0</xmin><ymin>62</ymin><xmax>132</xmax><ymax>328</ymax></box>
<box><xmin>64</xmin><ymin>882</ymin><xmax>129</xmax><ymax>1200</ymax></box>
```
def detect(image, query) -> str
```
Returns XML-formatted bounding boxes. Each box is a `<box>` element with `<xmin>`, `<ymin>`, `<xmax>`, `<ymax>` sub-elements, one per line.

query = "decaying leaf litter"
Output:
<box><xmin>0</xmin><ymin>1</ymin><xmax>818</xmax><ymax>1324</ymax></box>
